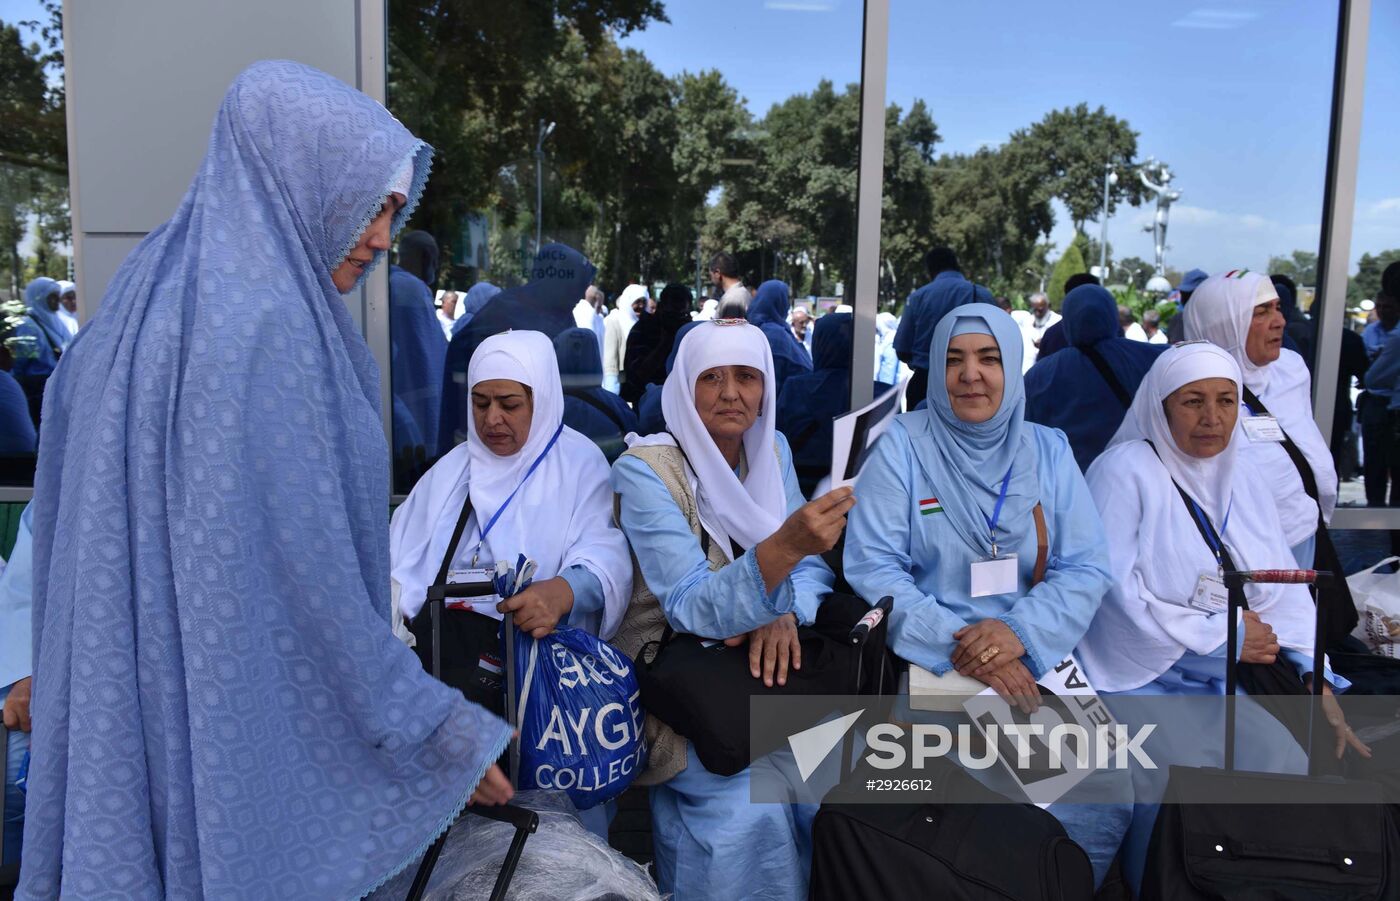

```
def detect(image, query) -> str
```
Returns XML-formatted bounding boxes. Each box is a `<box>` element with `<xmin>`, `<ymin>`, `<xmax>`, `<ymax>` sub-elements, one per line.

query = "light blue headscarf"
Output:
<box><xmin>20</xmin><ymin>61</ymin><xmax>510</xmax><ymax>901</ymax></box>
<box><xmin>12</xmin><ymin>278</ymin><xmax>67</xmax><ymax>377</ymax></box>
<box><xmin>907</xmin><ymin>302</ymin><xmax>1040</xmax><ymax>557</ymax></box>
<box><xmin>450</xmin><ymin>281</ymin><xmax>502</xmax><ymax>335</ymax></box>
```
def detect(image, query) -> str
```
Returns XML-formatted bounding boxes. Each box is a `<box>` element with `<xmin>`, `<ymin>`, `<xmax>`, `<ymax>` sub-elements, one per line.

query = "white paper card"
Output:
<box><xmin>1190</xmin><ymin>573</ymin><xmax>1229</xmax><ymax>614</ymax></box>
<box><xmin>970</xmin><ymin>554</ymin><xmax>1019</xmax><ymax>598</ymax></box>
<box><xmin>830</xmin><ymin>377</ymin><xmax>909</xmax><ymax>489</ymax></box>
<box><xmin>1241</xmin><ymin>416</ymin><xmax>1285</xmax><ymax>443</ymax></box>
<box><xmin>445</xmin><ymin>568</ymin><xmax>503</xmax><ymax>619</ymax></box>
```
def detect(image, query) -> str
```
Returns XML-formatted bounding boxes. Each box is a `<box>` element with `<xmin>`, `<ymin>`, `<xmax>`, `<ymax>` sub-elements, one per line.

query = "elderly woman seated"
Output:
<box><xmin>611</xmin><ymin>320</ymin><xmax>853</xmax><ymax>901</ymax></box>
<box><xmin>843</xmin><ymin>303</ymin><xmax>1129</xmax><ymax>887</ymax></box>
<box><xmin>1077</xmin><ymin>341</ymin><xmax>1367</xmax><ymax>896</ymax></box>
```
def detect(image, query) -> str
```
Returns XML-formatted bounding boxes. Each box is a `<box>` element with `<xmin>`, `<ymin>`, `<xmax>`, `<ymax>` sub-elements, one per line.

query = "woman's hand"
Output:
<box><xmin>739</xmin><ymin>614</ymin><xmax>802</xmax><ymax>687</ymax></box>
<box><xmin>1240</xmin><ymin>610</ymin><xmax>1280</xmax><ymax>665</ymax></box>
<box><xmin>756</xmin><ymin>488</ymin><xmax>855</xmax><ymax>592</ymax></box>
<box><xmin>2</xmin><ymin>676</ymin><xmax>31</xmax><ymax>733</ymax></box>
<box><xmin>974</xmin><ymin>659</ymin><xmax>1040</xmax><ymax>714</ymax></box>
<box><xmin>952</xmin><ymin>619</ymin><xmax>1026</xmax><ymax>678</ymax></box>
<box><xmin>497</xmin><ymin>577</ymin><xmax>574</xmax><ymax>639</ymax></box>
<box><xmin>1311</xmin><ymin>680</ymin><xmax>1373</xmax><ymax>760</ymax></box>
<box><xmin>469</xmin><ymin>763</ymin><xmax>514</xmax><ymax>806</ymax></box>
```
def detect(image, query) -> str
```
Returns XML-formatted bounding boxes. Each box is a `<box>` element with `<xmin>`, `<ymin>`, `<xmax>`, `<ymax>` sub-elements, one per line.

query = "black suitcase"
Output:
<box><xmin>1141</xmin><ymin>569</ymin><xmax>1400</xmax><ymax>901</ymax></box>
<box><xmin>810</xmin><ymin>761</ymin><xmax>1093</xmax><ymax>901</ymax></box>
<box><xmin>402</xmin><ymin>493</ymin><xmax>538</xmax><ymax>901</ymax></box>
<box><xmin>808</xmin><ymin>608</ymin><xmax>1094</xmax><ymax>901</ymax></box>
<box><xmin>1</xmin><ymin>722</ymin><xmax>19</xmax><ymax>890</ymax></box>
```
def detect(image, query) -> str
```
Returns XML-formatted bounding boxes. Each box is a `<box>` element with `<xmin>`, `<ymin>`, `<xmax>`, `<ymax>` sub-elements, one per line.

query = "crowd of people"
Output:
<box><xmin>3</xmin><ymin>60</ymin><xmax>1400</xmax><ymax>900</ymax></box>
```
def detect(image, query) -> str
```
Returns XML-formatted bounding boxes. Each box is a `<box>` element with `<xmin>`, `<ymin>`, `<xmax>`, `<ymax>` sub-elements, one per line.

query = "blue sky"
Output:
<box><xmin>621</xmin><ymin>0</ymin><xmax>1399</xmax><ymax>277</ymax></box>
<box><xmin>5</xmin><ymin>0</ymin><xmax>1394</xmax><ymax>276</ymax></box>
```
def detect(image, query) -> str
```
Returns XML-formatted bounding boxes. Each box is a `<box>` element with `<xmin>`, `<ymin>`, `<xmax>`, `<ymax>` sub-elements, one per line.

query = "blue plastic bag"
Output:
<box><xmin>512</xmin><ymin>626</ymin><xmax>647</xmax><ymax>809</ymax></box>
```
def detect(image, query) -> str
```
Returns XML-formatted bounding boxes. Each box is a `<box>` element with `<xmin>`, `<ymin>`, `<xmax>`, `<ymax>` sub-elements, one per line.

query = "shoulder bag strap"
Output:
<box><xmin>1241</xmin><ymin>388</ymin><xmax>1321</xmax><ymax>502</ymax></box>
<box><xmin>1080</xmin><ymin>343</ymin><xmax>1134</xmax><ymax>407</ymax></box>
<box><xmin>1031</xmin><ymin>503</ymin><xmax>1049</xmax><ymax>587</ymax></box>
<box><xmin>433</xmin><ymin>491</ymin><xmax>476</xmax><ymax>589</ymax></box>
<box><xmin>565</xmin><ymin>387</ymin><xmax>630</xmax><ymax>434</ymax></box>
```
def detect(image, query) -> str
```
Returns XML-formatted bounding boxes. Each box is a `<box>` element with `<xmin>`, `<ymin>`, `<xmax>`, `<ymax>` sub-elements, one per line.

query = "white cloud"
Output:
<box><xmin>1171</xmin><ymin>8</ymin><xmax>1261</xmax><ymax>30</ymax></box>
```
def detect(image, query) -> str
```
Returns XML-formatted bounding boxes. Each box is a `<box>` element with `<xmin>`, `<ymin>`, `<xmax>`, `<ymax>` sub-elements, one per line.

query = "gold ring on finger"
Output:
<box><xmin>978</xmin><ymin>646</ymin><xmax>1000</xmax><ymax>665</ymax></box>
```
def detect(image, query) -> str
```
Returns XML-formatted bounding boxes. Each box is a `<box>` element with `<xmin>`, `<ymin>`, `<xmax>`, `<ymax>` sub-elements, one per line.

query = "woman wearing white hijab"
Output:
<box><xmin>603</xmin><ymin>283</ymin><xmax>648</xmax><ymax>394</ymax></box>
<box><xmin>389</xmin><ymin>329</ymin><xmax>632</xmax><ymax>640</ymax></box>
<box><xmin>1078</xmin><ymin>342</ymin><xmax>1366</xmax><ymax>896</ymax></box>
<box><xmin>611</xmin><ymin>320</ymin><xmax>851</xmax><ymax>901</ymax></box>
<box><xmin>1183</xmin><ymin>270</ymin><xmax>1336</xmax><ymax>568</ymax></box>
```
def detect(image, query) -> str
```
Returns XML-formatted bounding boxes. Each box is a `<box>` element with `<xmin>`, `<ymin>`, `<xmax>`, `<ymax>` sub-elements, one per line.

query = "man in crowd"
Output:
<box><xmin>1361</xmin><ymin>292</ymin><xmax>1400</xmax><ymax>505</ymax></box>
<box><xmin>709</xmin><ymin>251</ymin><xmax>750</xmax><ymax>313</ymax></box>
<box><xmin>790</xmin><ymin>304</ymin><xmax>814</xmax><ymax>359</ymax></box>
<box><xmin>574</xmin><ymin>284</ymin><xmax>607</xmax><ymax>351</ymax></box>
<box><xmin>435</xmin><ymin>289</ymin><xmax>458</xmax><ymax>340</ymax></box>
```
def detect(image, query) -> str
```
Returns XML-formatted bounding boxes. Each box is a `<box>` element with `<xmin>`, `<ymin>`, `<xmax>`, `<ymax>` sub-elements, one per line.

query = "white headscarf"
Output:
<box><xmin>389</xmin><ymin>330</ymin><xmax>632</xmax><ymax>636</ymax></box>
<box><xmin>615</xmin><ymin>284</ymin><xmax>648</xmax><ymax>323</ymax></box>
<box><xmin>1080</xmin><ymin>342</ymin><xmax>1319</xmax><ymax>691</ymax></box>
<box><xmin>694</xmin><ymin>298</ymin><xmax>719</xmax><ymax>321</ymax></box>
<box><xmin>1184</xmin><ymin>269</ymin><xmax>1336</xmax><ymax>533</ymax></box>
<box><xmin>628</xmin><ymin>320</ymin><xmax>787</xmax><ymax>556</ymax></box>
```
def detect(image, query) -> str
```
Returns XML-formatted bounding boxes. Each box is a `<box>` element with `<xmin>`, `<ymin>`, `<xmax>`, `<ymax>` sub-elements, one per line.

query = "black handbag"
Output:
<box><xmin>1141</xmin><ymin>569</ymin><xmax>1400</xmax><ymax>901</ymax></box>
<box><xmin>636</xmin><ymin>591</ymin><xmax>895</xmax><ymax>778</ymax></box>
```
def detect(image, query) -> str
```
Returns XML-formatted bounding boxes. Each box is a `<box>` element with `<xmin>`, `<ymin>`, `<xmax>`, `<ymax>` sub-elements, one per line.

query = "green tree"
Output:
<box><xmin>1112</xmin><ymin>255</ymin><xmax>1153</xmax><ymax>289</ymax></box>
<box><xmin>1048</xmin><ymin>241</ymin><xmax>1088</xmax><ymax>305</ymax></box>
<box><xmin>1005</xmin><ymin>103</ymin><xmax>1145</xmax><ymax>234</ymax></box>
<box><xmin>1267</xmin><ymin>249</ymin><xmax>1319</xmax><ymax>287</ymax></box>
<box><xmin>1349</xmin><ymin>249</ymin><xmax>1400</xmax><ymax>304</ymax></box>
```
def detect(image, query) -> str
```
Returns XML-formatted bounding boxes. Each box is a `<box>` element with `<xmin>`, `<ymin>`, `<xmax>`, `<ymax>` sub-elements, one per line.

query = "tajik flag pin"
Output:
<box><xmin>918</xmin><ymin>497</ymin><xmax>943</xmax><ymax>516</ymax></box>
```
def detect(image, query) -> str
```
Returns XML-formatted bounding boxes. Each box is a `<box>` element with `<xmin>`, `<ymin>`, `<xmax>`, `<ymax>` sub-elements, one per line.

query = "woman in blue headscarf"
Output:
<box><xmin>0</xmin><ymin>368</ymin><xmax>36</xmax><ymax>454</ymax></box>
<box><xmin>748</xmin><ymin>280</ymin><xmax>812</xmax><ymax>397</ymax></box>
<box><xmin>844</xmin><ymin>303</ymin><xmax>1128</xmax><ymax>887</ymax></box>
<box><xmin>776</xmin><ymin>312</ymin><xmax>892</xmax><ymax>496</ymax></box>
<box><xmin>450</xmin><ymin>280</ymin><xmax>502</xmax><ymax>336</ymax></box>
<box><xmin>18</xmin><ymin>61</ymin><xmax>512</xmax><ymax>901</ymax></box>
<box><xmin>554</xmin><ymin>327</ymin><xmax>638</xmax><ymax>462</ymax></box>
<box><xmin>1025</xmin><ymin>284</ymin><xmax>1167</xmax><ymax>472</ymax></box>
<box><xmin>389</xmin><ymin>233</ymin><xmax>446</xmax><ymax>479</ymax></box>
<box><xmin>11</xmin><ymin>278</ymin><xmax>69</xmax><ymax>426</ymax></box>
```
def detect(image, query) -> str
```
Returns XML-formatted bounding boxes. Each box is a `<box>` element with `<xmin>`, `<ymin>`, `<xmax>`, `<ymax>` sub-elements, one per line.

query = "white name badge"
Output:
<box><xmin>445</xmin><ymin>568</ymin><xmax>503</xmax><ymax>619</ymax></box>
<box><xmin>1241</xmin><ymin>415</ymin><xmax>1286</xmax><ymax>443</ymax></box>
<box><xmin>1190</xmin><ymin>572</ymin><xmax>1229</xmax><ymax>614</ymax></box>
<box><xmin>971</xmin><ymin>554</ymin><xmax>1019</xmax><ymax>598</ymax></box>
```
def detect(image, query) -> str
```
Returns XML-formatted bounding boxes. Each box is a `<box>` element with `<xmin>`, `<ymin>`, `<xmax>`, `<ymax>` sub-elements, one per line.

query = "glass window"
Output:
<box><xmin>0</xmin><ymin>8</ymin><xmax>70</xmax><ymax>488</ymax></box>
<box><xmin>386</xmin><ymin>0</ymin><xmax>866</xmax><ymax>496</ymax></box>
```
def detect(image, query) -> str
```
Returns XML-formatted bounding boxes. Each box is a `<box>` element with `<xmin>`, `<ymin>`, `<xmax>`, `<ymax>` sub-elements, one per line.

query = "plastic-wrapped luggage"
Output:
<box><xmin>368</xmin><ymin>791</ymin><xmax>660</xmax><ymax>901</ymax></box>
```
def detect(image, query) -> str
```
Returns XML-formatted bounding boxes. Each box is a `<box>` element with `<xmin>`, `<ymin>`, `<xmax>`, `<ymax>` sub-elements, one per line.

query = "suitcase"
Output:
<box><xmin>1</xmin><ymin>722</ymin><xmax>19</xmax><ymax>890</ymax></box>
<box><xmin>403</xmin><ymin>494</ymin><xmax>538</xmax><ymax>901</ymax></box>
<box><xmin>1141</xmin><ymin>569</ymin><xmax>1400</xmax><ymax>901</ymax></box>
<box><xmin>808</xmin><ymin>592</ymin><xmax>1095</xmax><ymax>901</ymax></box>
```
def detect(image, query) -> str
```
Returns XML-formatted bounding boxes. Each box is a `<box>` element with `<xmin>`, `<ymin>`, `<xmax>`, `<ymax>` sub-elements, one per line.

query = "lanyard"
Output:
<box><xmin>983</xmin><ymin>467</ymin><xmax>1013</xmax><ymax>557</ymax></box>
<box><xmin>470</xmin><ymin>422</ymin><xmax>563</xmax><ymax>566</ymax></box>
<box><xmin>1186</xmin><ymin>496</ymin><xmax>1233</xmax><ymax>575</ymax></box>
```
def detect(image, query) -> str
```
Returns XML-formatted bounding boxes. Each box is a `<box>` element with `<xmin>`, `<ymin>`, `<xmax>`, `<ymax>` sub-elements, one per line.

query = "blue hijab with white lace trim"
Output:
<box><xmin>20</xmin><ymin>60</ymin><xmax>510</xmax><ymax>901</ymax></box>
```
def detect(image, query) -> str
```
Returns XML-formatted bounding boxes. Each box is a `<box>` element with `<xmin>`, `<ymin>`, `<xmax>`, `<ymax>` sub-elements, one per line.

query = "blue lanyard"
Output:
<box><xmin>1187</xmin><ymin>496</ymin><xmax>1233</xmax><ymax>572</ymax></box>
<box><xmin>470</xmin><ymin>422</ymin><xmax>564</xmax><ymax>566</ymax></box>
<box><xmin>984</xmin><ymin>467</ymin><xmax>1013</xmax><ymax>557</ymax></box>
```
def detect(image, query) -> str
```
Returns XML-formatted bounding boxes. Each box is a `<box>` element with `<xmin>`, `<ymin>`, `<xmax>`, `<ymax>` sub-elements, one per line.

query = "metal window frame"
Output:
<box><xmin>1313</xmin><ymin>0</ymin><xmax>1378</xmax><ymax>530</ymax></box>
<box><xmin>848</xmin><ymin>0</ymin><xmax>890</xmax><ymax>413</ymax></box>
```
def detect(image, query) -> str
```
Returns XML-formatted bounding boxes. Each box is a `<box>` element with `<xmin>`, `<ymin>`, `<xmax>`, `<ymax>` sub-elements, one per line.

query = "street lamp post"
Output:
<box><xmin>1100</xmin><ymin>163</ymin><xmax>1118</xmax><ymax>278</ymax></box>
<box><xmin>534</xmin><ymin>119</ymin><xmax>556</xmax><ymax>257</ymax></box>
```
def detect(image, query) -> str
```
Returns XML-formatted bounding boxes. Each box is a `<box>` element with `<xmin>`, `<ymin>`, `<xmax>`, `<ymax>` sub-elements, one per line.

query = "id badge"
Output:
<box><xmin>970</xmin><ymin>554</ymin><xmax>1019</xmax><ymax>598</ymax></box>
<box><xmin>446</xmin><ymin>568</ymin><xmax>503</xmax><ymax>619</ymax></box>
<box><xmin>1190</xmin><ymin>572</ymin><xmax>1229</xmax><ymax>614</ymax></box>
<box><xmin>1241</xmin><ymin>415</ymin><xmax>1285</xmax><ymax>443</ymax></box>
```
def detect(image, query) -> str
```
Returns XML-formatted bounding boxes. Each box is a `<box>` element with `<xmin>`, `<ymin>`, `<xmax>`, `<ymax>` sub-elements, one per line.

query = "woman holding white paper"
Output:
<box><xmin>843</xmin><ymin>303</ymin><xmax>1126</xmax><ymax>886</ymax></box>
<box><xmin>1078</xmin><ymin>341</ymin><xmax>1366</xmax><ymax>895</ymax></box>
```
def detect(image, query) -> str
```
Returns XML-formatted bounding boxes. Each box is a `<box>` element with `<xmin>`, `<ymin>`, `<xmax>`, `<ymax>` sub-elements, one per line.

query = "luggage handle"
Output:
<box><xmin>1223</xmin><ymin>569</ymin><xmax>1330</xmax><ymax>773</ymax></box>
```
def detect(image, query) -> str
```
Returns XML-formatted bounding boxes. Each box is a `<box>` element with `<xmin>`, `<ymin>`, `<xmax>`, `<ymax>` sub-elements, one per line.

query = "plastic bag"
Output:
<box><xmin>367</xmin><ymin>791</ymin><xmax>661</xmax><ymax>901</ymax></box>
<box><xmin>1349</xmin><ymin>556</ymin><xmax>1400</xmax><ymax>658</ymax></box>
<box><xmin>514</xmin><ymin>627</ymin><xmax>647</xmax><ymax>810</ymax></box>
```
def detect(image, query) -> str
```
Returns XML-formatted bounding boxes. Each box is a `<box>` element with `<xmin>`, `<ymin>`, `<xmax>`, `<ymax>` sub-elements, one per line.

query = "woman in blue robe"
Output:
<box><xmin>612</xmin><ymin>321</ymin><xmax>852</xmax><ymax>900</ymax></box>
<box><xmin>553</xmin><ymin>327</ymin><xmax>638</xmax><ymax>462</ymax></box>
<box><xmin>1025</xmin><ymin>284</ymin><xmax>1166</xmax><ymax>472</ymax></box>
<box><xmin>636</xmin><ymin>320</ymin><xmax>702</xmax><ymax>435</ymax></box>
<box><xmin>776</xmin><ymin>312</ymin><xmax>893</xmax><ymax>496</ymax></box>
<box><xmin>439</xmin><ymin>244</ymin><xmax>595</xmax><ymax>455</ymax></box>
<box><xmin>0</xmin><ymin>369</ymin><xmax>37</xmax><ymax>454</ymax></box>
<box><xmin>1078</xmin><ymin>342</ymin><xmax>1367</xmax><ymax>896</ymax></box>
<box><xmin>844</xmin><ymin>303</ymin><xmax>1130</xmax><ymax>887</ymax></box>
<box><xmin>449</xmin><ymin>281</ymin><xmax>501</xmax><ymax>337</ymax></box>
<box><xmin>11</xmin><ymin>278</ymin><xmax>70</xmax><ymax>427</ymax></box>
<box><xmin>17</xmin><ymin>61</ymin><xmax>512</xmax><ymax>900</ymax></box>
<box><xmin>389</xmin><ymin>234</ymin><xmax>446</xmax><ymax>469</ymax></box>
<box><xmin>747</xmin><ymin>280</ymin><xmax>812</xmax><ymax>397</ymax></box>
